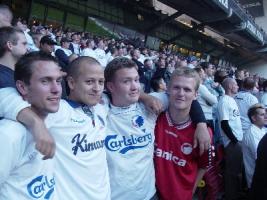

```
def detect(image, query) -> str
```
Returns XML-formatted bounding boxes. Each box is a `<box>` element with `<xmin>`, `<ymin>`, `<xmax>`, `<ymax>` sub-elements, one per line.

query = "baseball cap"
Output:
<box><xmin>40</xmin><ymin>35</ymin><xmax>57</xmax><ymax>45</ymax></box>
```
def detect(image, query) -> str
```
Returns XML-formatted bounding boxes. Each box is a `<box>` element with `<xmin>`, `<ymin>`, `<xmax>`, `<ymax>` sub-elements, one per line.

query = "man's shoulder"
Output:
<box><xmin>0</xmin><ymin>119</ymin><xmax>27</xmax><ymax>141</ymax></box>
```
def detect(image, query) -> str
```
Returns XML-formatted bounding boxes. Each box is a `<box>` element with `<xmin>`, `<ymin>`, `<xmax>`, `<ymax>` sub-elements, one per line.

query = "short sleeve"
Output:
<box><xmin>0</xmin><ymin>87</ymin><xmax>30</xmax><ymax>121</ymax></box>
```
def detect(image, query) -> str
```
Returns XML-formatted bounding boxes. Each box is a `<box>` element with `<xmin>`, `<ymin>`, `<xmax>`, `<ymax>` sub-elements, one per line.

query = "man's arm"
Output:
<box><xmin>190</xmin><ymin>100</ymin><xmax>211</xmax><ymax>155</ymax></box>
<box><xmin>139</xmin><ymin>92</ymin><xmax>164</xmax><ymax>115</ymax></box>
<box><xmin>17</xmin><ymin>108</ymin><xmax>55</xmax><ymax>159</ymax></box>
<box><xmin>0</xmin><ymin>88</ymin><xmax>55</xmax><ymax>159</ymax></box>
<box><xmin>221</xmin><ymin>120</ymin><xmax>238</xmax><ymax>144</ymax></box>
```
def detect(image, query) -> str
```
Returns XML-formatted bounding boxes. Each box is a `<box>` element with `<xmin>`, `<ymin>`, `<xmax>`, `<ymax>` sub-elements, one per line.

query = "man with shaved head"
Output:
<box><xmin>218</xmin><ymin>77</ymin><xmax>243</xmax><ymax>200</ymax></box>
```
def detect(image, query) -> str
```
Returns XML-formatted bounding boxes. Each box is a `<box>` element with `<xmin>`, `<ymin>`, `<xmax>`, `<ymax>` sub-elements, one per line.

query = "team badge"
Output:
<box><xmin>132</xmin><ymin>115</ymin><xmax>144</xmax><ymax>128</ymax></box>
<box><xmin>181</xmin><ymin>143</ymin><xmax>193</xmax><ymax>155</ymax></box>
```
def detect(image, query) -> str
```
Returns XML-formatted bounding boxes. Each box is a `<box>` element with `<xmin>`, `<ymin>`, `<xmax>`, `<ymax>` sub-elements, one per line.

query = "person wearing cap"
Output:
<box><xmin>187</xmin><ymin>55</ymin><xmax>198</xmax><ymax>69</ymax></box>
<box><xmin>40</xmin><ymin>35</ymin><xmax>57</xmax><ymax>55</ymax></box>
<box><xmin>55</xmin><ymin>37</ymin><xmax>72</xmax><ymax>68</ymax></box>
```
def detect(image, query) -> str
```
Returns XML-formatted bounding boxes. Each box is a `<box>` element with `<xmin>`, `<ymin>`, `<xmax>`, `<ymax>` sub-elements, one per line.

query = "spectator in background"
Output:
<box><xmin>69</xmin><ymin>32</ymin><xmax>81</xmax><ymax>55</ymax></box>
<box><xmin>195</xmin><ymin>67</ymin><xmax>218</xmax><ymax>132</ymax></box>
<box><xmin>31</xmin><ymin>33</ymin><xmax>43</xmax><ymax>51</ymax></box>
<box><xmin>39</xmin><ymin>35</ymin><xmax>57</xmax><ymax>55</ymax></box>
<box><xmin>94</xmin><ymin>38</ymin><xmax>107</xmax><ymax>67</ymax></box>
<box><xmin>235</xmin><ymin>69</ymin><xmax>245</xmax><ymax>91</ymax></box>
<box><xmin>177</xmin><ymin>56</ymin><xmax>188</xmax><ymax>68</ymax></box>
<box><xmin>81</xmin><ymin>38</ymin><xmax>97</xmax><ymax>59</ymax></box>
<box><xmin>0</xmin><ymin>4</ymin><xmax>12</xmax><ymax>27</ymax></box>
<box><xmin>187</xmin><ymin>55</ymin><xmax>198</xmax><ymax>69</ymax></box>
<box><xmin>218</xmin><ymin>78</ymin><xmax>243</xmax><ymax>200</ymax></box>
<box><xmin>235</xmin><ymin>77</ymin><xmax>258</xmax><ymax>133</ymax></box>
<box><xmin>12</xmin><ymin>18</ymin><xmax>36</xmax><ymax>52</ymax></box>
<box><xmin>150</xmin><ymin>77</ymin><xmax>167</xmax><ymax>93</ymax></box>
<box><xmin>143</xmin><ymin>58</ymin><xmax>154</xmax><ymax>93</ymax></box>
<box><xmin>243</xmin><ymin>103</ymin><xmax>266</xmax><ymax>189</ymax></box>
<box><xmin>0</xmin><ymin>27</ymin><xmax>27</xmax><ymax>88</ymax></box>
<box><xmin>55</xmin><ymin>37</ymin><xmax>72</xmax><ymax>69</ymax></box>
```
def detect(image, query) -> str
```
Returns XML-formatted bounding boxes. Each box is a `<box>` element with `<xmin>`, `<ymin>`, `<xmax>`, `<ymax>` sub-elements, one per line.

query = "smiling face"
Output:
<box><xmin>68</xmin><ymin>62</ymin><xmax>104</xmax><ymax>106</ymax></box>
<box><xmin>18</xmin><ymin>61</ymin><xmax>62</xmax><ymax>118</ymax></box>
<box><xmin>107</xmin><ymin>67</ymin><xmax>140</xmax><ymax>107</ymax></box>
<box><xmin>168</xmin><ymin>75</ymin><xmax>197</xmax><ymax>112</ymax></box>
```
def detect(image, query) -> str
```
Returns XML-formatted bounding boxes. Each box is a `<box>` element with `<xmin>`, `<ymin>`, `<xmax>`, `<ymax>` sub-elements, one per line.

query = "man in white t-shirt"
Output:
<box><xmin>94</xmin><ymin>39</ymin><xmax>107</xmax><ymax>68</ymax></box>
<box><xmin>0</xmin><ymin>51</ymin><xmax>62</xmax><ymax>200</ymax></box>
<box><xmin>217</xmin><ymin>77</ymin><xmax>243</xmax><ymax>200</ymax></box>
<box><xmin>243</xmin><ymin>103</ymin><xmax>266</xmax><ymax>188</ymax></box>
<box><xmin>81</xmin><ymin>38</ymin><xmax>97</xmax><ymax>59</ymax></box>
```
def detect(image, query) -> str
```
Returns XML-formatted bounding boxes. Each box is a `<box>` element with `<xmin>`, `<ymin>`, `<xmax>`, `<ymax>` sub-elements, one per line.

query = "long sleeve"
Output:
<box><xmin>198</xmin><ymin>84</ymin><xmax>218</xmax><ymax>106</ymax></box>
<box><xmin>221</xmin><ymin>120</ymin><xmax>238</xmax><ymax>143</ymax></box>
<box><xmin>190</xmin><ymin>100</ymin><xmax>206</xmax><ymax>123</ymax></box>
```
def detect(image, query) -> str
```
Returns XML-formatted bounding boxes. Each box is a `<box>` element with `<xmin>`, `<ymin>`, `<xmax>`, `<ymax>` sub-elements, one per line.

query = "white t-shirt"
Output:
<box><xmin>105</xmin><ymin>102</ymin><xmax>157</xmax><ymax>200</ymax></box>
<box><xmin>45</xmin><ymin>100</ymin><xmax>110</xmax><ymax>200</ymax></box>
<box><xmin>94</xmin><ymin>48</ymin><xmax>107</xmax><ymax>67</ymax></box>
<box><xmin>235</xmin><ymin>91</ymin><xmax>258</xmax><ymax>131</ymax></box>
<box><xmin>81</xmin><ymin>48</ymin><xmax>97</xmax><ymax>59</ymax></box>
<box><xmin>243</xmin><ymin>124</ymin><xmax>266</xmax><ymax>187</ymax></box>
<box><xmin>197</xmin><ymin>84</ymin><xmax>218</xmax><ymax>120</ymax></box>
<box><xmin>0</xmin><ymin>119</ymin><xmax>56</xmax><ymax>200</ymax></box>
<box><xmin>71</xmin><ymin>43</ymin><xmax>81</xmax><ymax>55</ymax></box>
<box><xmin>217</xmin><ymin>95</ymin><xmax>243</xmax><ymax>147</ymax></box>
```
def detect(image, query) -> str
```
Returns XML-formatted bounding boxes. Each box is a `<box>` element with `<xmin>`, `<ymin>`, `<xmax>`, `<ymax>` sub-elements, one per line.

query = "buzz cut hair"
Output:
<box><xmin>67</xmin><ymin>56</ymin><xmax>100</xmax><ymax>79</ymax></box>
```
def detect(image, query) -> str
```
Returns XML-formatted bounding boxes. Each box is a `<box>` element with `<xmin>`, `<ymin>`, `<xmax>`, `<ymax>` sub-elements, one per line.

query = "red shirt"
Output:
<box><xmin>154</xmin><ymin>112</ymin><xmax>212</xmax><ymax>200</ymax></box>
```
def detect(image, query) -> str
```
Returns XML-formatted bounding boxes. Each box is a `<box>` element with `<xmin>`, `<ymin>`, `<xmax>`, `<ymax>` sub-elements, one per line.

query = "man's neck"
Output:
<box><xmin>254</xmin><ymin>123</ymin><xmax>264</xmax><ymax>130</ymax></box>
<box><xmin>168</xmin><ymin>106</ymin><xmax>190</xmax><ymax>124</ymax></box>
<box><xmin>0</xmin><ymin>55</ymin><xmax>16</xmax><ymax>71</ymax></box>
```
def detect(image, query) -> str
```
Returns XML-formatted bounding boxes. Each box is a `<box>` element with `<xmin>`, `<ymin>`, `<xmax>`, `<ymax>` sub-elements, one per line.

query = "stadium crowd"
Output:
<box><xmin>1</xmin><ymin>3</ymin><xmax>267</xmax><ymax>200</ymax></box>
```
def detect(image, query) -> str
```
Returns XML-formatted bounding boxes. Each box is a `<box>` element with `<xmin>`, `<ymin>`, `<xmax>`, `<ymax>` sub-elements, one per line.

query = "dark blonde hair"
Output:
<box><xmin>169</xmin><ymin>67</ymin><xmax>200</xmax><ymax>91</ymax></box>
<box><xmin>248</xmin><ymin>103</ymin><xmax>265</xmax><ymax>123</ymax></box>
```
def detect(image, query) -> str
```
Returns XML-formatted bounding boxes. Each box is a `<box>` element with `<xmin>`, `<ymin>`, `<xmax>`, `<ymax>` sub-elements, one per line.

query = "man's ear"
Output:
<box><xmin>67</xmin><ymin>76</ymin><xmax>75</xmax><ymax>90</ymax></box>
<box><xmin>106</xmin><ymin>81</ymin><xmax>114</xmax><ymax>93</ymax></box>
<box><xmin>16</xmin><ymin>80</ymin><xmax>29</xmax><ymax>96</ymax></box>
<box><xmin>194</xmin><ymin>90</ymin><xmax>198</xmax><ymax>100</ymax></box>
<box><xmin>6</xmin><ymin>41</ymin><xmax>13</xmax><ymax>51</ymax></box>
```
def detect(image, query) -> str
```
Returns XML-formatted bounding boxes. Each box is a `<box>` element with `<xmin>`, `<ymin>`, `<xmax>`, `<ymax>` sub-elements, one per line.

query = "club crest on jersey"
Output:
<box><xmin>27</xmin><ymin>175</ymin><xmax>55</xmax><ymax>199</ymax></box>
<box><xmin>233</xmin><ymin>109</ymin><xmax>240</xmax><ymax>117</ymax></box>
<box><xmin>181</xmin><ymin>143</ymin><xmax>193</xmax><ymax>155</ymax></box>
<box><xmin>105</xmin><ymin>133</ymin><xmax>152</xmax><ymax>154</ymax></box>
<box><xmin>132</xmin><ymin>115</ymin><xmax>144</xmax><ymax>128</ymax></box>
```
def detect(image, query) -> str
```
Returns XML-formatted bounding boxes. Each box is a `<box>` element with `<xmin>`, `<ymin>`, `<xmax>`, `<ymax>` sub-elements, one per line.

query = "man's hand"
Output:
<box><xmin>17</xmin><ymin>107</ymin><xmax>56</xmax><ymax>159</ymax></box>
<box><xmin>193</xmin><ymin>122</ymin><xmax>211</xmax><ymax>155</ymax></box>
<box><xmin>31</xmin><ymin>118</ymin><xmax>56</xmax><ymax>160</ymax></box>
<box><xmin>139</xmin><ymin>93</ymin><xmax>163</xmax><ymax>115</ymax></box>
